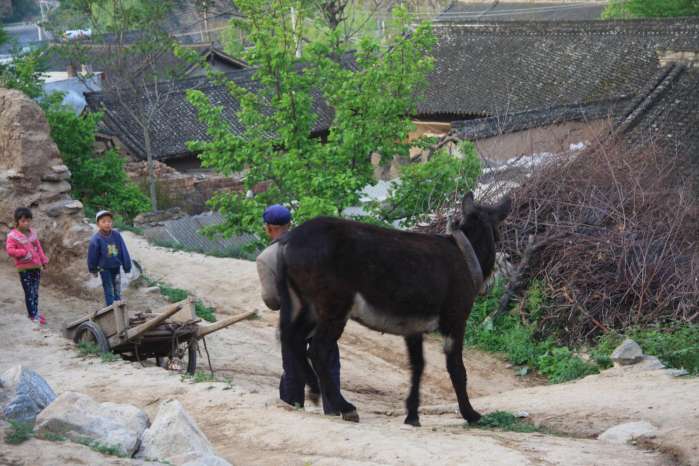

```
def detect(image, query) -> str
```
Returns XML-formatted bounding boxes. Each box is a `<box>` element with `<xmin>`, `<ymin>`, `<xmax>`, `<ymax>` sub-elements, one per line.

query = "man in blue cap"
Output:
<box><xmin>256</xmin><ymin>204</ymin><xmax>342</xmax><ymax>414</ymax></box>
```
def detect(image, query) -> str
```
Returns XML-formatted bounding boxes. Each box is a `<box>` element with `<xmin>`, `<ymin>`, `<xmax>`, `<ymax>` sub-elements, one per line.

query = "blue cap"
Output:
<box><xmin>263</xmin><ymin>204</ymin><xmax>292</xmax><ymax>225</ymax></box>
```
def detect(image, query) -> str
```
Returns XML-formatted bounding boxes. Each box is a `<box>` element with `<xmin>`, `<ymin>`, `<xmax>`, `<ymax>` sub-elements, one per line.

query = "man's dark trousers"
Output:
<box><xmin>279</xmin><ymin>340</ymin><xmax>341</xmax><ymax>414</ymax></box>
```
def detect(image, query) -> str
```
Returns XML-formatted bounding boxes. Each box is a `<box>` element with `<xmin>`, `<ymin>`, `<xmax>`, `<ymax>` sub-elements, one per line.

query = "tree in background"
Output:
<box><xmin>48</xmin><ymin>0</ymin><xmax>186</xmax><ymax>212</ymax></box>
<box><xmin>603</xmin><ymin>0</ymin><xmax>699</xmax><ymax>18</ymax></box>
<box><xmin>187</xmin><ymin>0</ymin><xmax>436</xmax><ymax>239</ymax></box>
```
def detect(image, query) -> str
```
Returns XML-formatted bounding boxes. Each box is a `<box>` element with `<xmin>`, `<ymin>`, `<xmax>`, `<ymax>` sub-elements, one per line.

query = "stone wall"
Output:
<box><xmin>125</xmin><ymin>161</ymin><xmax>245</xmax><ymax>214</ymax></box>
<box><xmin>0</xmin><ymin>88</ymin><xmax>92</xmax><ymax>290</ymax></box>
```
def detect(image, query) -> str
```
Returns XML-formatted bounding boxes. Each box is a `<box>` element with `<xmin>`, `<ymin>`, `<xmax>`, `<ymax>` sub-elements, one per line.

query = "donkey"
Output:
<box><xmin>277</xmin><ymin>192</ymin><xmax>511</xmax><ymax>426</ymax></box>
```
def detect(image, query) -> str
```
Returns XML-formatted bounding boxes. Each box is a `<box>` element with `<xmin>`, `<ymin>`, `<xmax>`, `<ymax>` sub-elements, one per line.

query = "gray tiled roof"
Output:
<box><xmin>616</xmin><ymin>64</ymin><xmax>699</xmax><ymax>161</ymax></box>
<box><xmin>418</xmin><ymin>19</ymin><xmax>699</xmax><ymax>118</ymax></box>
<box><xmin>84</xmin><ymin>68</ymin><xmax>335</xmax><ymax>161</ymax></box>
<box><xmin>436</xmin><ymin>2</ymin><xmax>606</xmax><ymax>22</ymax></box>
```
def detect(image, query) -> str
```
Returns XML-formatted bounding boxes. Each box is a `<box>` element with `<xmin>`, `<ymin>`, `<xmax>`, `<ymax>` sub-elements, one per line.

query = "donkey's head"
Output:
<box><xmin>458</xmin><ymin>192</ymin><xmax>511</xmax><ymax>279</ymax></box>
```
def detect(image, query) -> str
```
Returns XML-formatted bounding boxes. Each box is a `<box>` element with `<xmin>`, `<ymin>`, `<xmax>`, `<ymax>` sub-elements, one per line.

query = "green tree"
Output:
<box><xmin>603</xmin><ymin>0</ymin><xmax>699</xmax><ymax>18</ymax></box>
<box><xmin>374</xmin><ymin>142</ymin><xmax>482</xmax><ymax>228</ymax></box>
<box><xmin>187</xmin><ymin>0</ymin><xmax>435</xmax><ymax>238</ymax></box>
<box><xmin>44</xmin><ymin>98</ymin><xmax>150</xmax><ymax>219</ymax></box>
<box><xmin>49</xmin><ymin>0</ymin><xmax>186</xmax><ymax>212</ymax></box>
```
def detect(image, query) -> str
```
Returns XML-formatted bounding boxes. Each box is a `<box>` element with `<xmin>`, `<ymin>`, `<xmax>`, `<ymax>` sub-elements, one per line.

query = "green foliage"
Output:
<box><xmin>470</xmin><ymin>411</ymin><xmax>540</xmax><ymax>433</ymax></box>
<box><xmin>38</xmin><ymin>431</ymin><xmax>67</xmax><ymax>442</ymax></box>
<box><xmin>592</xmin><ymin>325</ymin><xmax>699</xmax><ymax>374</ymax></box>
<box><xmin>75</xmin><ymin>436</ymin><xmax>127</xmax><ymax>458</ymax></box>
<box><xmin>4</xmin><ymin>420</ymin><xmax>33</xmax><ymax>445</ymax></box>
<box><xmin>151</xmin><ymin>238</ymin><xmax>259</xmax><ymax>261</ymax></box>
<box><xmin>0</xmin><ymin>48</ymin><xmax>44</xmax><ymax>99</ymax></box>
<box><xmin>181</xmin><ymin>370</ymin><xmax>216</xmax><ymax>383</ymax></box>
<box><xmin>466</xmin><ymin>279</ymin><xmax>599</xmax><ymax>383</ymax></box>
<box><xmin>44</xmin><ymin>101</ymin><xmax>150</xmax><ymax>220</ymax></box>
<box><xmin>155</xmin><ymin>283</ymin><xmax>217</xmax><ymax>323</ymax></box>
<box><xmin>77</xmin><ymin>341</ymin><xmax>120</xmax><ymax>363</ymax></box>
<box><xmin>375</xmin><ymin>142</ymin><xmax>481</xmax><ymax>227</ymax></box>
<box><xmin>602</xmin><ymin>0</ymin><xmax>699</xmax><ymax>18</ymax></box>
<box><xmin>187</xmin><ymin>1</ymin><xmax>435</xmax><ymax>237</ymax></box>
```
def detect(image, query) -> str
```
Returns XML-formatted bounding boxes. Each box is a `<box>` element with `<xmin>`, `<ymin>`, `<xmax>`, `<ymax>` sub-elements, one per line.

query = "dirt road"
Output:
<box><xmin>0</xmin><ymin>237</ymin><xmax>696</xmax><ymax>465</ymax></box>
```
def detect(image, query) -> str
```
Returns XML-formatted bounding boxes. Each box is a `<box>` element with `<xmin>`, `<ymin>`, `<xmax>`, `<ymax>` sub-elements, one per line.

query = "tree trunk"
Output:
<box><xmin>143</xmin><ymin>126</ymin><xmax>158</xmax><ymax>212</ymax></box>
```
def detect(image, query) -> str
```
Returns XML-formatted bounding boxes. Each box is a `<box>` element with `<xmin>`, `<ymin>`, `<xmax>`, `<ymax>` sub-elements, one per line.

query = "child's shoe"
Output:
<box><xmin>38</xmin><ymin>314</ymin><xmax>47</xmax><ymax>326</ymax></box>
<box><xmin>32</xmin><ymin>316</ymin><xmax>41</xmax><ymax>331</ymax></box>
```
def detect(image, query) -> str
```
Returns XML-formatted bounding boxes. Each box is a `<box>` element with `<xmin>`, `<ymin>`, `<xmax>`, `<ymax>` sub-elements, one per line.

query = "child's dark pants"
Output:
<box><xmin>99</xmin><ymin>268</ymin><xmax>122</xmax><ymax>306</ymax></box>
<box><xmin>19</xmin><ymin>269</ymin><xmax>40</xmax><ymax>319</ymax></box>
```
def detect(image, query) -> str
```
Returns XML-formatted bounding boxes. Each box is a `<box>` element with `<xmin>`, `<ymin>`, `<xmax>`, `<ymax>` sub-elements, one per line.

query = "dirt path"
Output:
<box><xmin>0</xmin><ymin>239</ymin><xmax>695</xmax><ymax>465</ymax></box>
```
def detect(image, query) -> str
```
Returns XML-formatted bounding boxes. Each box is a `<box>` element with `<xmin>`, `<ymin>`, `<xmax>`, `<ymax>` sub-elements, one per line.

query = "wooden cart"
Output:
<box><xmin>63</xmin><ymin>298</ymin><xmax>255</xmax><ymax>374</ymax></box>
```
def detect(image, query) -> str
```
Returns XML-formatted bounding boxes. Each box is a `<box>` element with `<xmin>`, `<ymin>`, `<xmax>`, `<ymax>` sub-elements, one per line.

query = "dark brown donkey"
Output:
<box><xmin>277</xmin><ymin>192</ymin><xmax>511</xmax><ymax>426</ymax></box>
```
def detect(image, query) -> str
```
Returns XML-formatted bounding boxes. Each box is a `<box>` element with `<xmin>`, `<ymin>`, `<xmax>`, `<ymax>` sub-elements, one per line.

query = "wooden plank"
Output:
<box><xmin>108</xmin><ymin>301</ymin><xmax>184</xmax><ymax>347</ymax></box>
<box><xmin>114</xmin><ymin>302</ymin><xmax>128</xmax><ymax>338</ymax></box>
<box><xmin>64</xmin><ymin>300</ymin><xmax>123</xmax><ymax>330</ymax></box>
<box><xmin>196</xmin><ymin>310</ymin><xmax>257</xmax><ymax>338</ymax></box>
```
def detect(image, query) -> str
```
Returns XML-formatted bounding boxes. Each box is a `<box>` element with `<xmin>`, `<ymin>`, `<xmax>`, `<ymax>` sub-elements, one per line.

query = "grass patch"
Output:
<box><xmin>466</xmin><ymin>279</ymin><xmax>598</xmax><ymax>383</ymax></box>
<box><xmin>77</xmin><ymin>341</ymin><xmax>120</xmax><ymax>364</ymax></box>
<box><xmin>468</xmin><ymin>411</ymin><xmax>540</xmax><ymax>433</ymax></box>
<box><xmin>75</xmin><ymin>437</ymin><xmax>127</xmax><ymax>458</ymax></box>
<box><xmin>4</xmin><ymin>420</ymin><xmax>33</xmax><ymax>445</ymax></box>
<box><xmin>181</xmin><ymin>370</ymin><xmax>216</xmax><ymax>383</ymax></box>
<box><xmin>592</xmin><ymin>325</ymin><xmax>699</xmax><ymax>375</ymax></box>
<box><xmin>144</xmin><ymin>279</ymin><xmax>217</xmax><ymax>323</ymax></box>
<box><xmin>38</xmin><ymin>431</ymin><xmax>67</xmax><ymax>442</ymax></box>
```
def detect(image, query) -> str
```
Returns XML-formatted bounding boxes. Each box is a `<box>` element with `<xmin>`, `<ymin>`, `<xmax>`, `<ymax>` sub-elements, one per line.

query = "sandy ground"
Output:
<box><xmin>0</xmin><ymin>235</ymin><xmax>696</xmax><ymax>465</ymax></box>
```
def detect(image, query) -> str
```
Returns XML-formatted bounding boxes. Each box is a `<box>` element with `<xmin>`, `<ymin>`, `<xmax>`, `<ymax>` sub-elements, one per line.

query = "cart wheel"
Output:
<box><xmin>73</xmin><ymin>321</ymin><xmax>110</xmax><ymax>353</ymax></box>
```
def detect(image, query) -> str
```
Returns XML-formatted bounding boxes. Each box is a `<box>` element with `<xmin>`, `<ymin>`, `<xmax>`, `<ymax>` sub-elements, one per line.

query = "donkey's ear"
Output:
<box><xmin>461</xmin><ymin>192</ymin><xmax>476</xmax><ymax>218</ymax></box>
<box><xmin>495</xmin><ymin>196</ymin><xmax>512</xmax><ymax>222</ymax></box>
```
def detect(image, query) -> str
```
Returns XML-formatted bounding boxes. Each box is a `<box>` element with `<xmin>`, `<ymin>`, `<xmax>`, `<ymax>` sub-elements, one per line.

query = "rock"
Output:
<box><xmin>35</xmin><ymin>392</ymin><xmax>149</xmax><ymax>457</ymax></box>
<box><xmin>598</xmin><ymin>421</ymin><xmax>657</xmax><ymax>444</ymax></box>
<box><xmin>134</xmin><ymin>208</ymin><xmax>187</xmax><ymax>227</ymax></box>
<box><xmin>136</xmin><ymin>399</ymin><xmax>220</xmax><ymax>464</ymax></box>
<box><xmin>174</xmin><ymin>452</ymin><xmax>233</xmax><ymax>466</ymax></box>
<box><xmin>51</xmin><ymin>164</ymin><xmax>70</xmax><ymax>174</ymax></box>
<box><xmin>39</xmin><ymin>181</ymin><xmax>72</xmax><ymax>194</ymax></box>
<box><xmin>144</xmin><ymin>286</ymin><xmax>161</xmax><ymax>294</ymax></box>
<box><xmin>638</xmin><ymin>355</ymin><xmax>665</xmax><ymax>371</ymax></box>
<box><xmin>41</xmin><ymin>171</ymin><xmax>71</xmax><ymax>182</ymax></box>
<box><xmin>45</xmin><ymin>200</ymin><xmax>84</xmax><ymax>218</ymax></box>
<box><xmin>0</xmin><ymin>365</ymin><xmax>57</xmax><ymax>423</ymax></box>
<box><xmin>667</xmin><ymin>368</ymin><xmax>689</xmax><ymax>377</ymax></box>
<box><xmin>611</xmin><ymin>339</ymin><xmax>644</xmax><ymax>366</ymax></box>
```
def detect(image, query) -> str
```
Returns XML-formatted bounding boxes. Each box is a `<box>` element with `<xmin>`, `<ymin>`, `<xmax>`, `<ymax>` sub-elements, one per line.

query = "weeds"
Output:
<box><xmin>75</xmin><ymin>437</ymin><xmax>127</xmax><ymax>458</ymax></box>
<box><xmin>144</xmin><ymin>278</ymin><xmax>217</xmax><ymax>323</ymax></box>
<box><xmin>181</xmin><ymin>371</ymin><xmax>216</xmax><ymax>383</ymax></box>
<box><xmin>77</xmin><ymin>341</ymin><xmax>120</xmax><ymax>364</ymax></box>
<box><xmin>468</xmin><ymin>411</ymin><xmax>540</xmax><ymax>433</ymax></box>
<box><xmin>38</xmin><ymin>432</ymin><xmax>67</xmax><ymax>442</ymax></box>
<box><xmin>4</xmin><ymin>420</ymin><xmax>33</xmax><ymax>445</ymax></box>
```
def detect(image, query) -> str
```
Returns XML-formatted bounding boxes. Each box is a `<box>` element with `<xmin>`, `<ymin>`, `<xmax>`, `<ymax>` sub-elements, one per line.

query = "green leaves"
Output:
<box><xmin>187</xmin><ymin>1</ymin><xmax>436</xmax><ymax>236</ymax></box>
<box><xmin>602</xmin><ymin>0</ymin><xmax>699</xmax><ymax>18</ymax></box>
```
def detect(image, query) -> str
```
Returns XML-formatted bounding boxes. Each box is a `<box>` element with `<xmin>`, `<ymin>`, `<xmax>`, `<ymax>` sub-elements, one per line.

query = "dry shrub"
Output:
<box><xmin>498</xmin><ymin>142</ymin><xmax>699</xmax><ymax>343</ymax></box>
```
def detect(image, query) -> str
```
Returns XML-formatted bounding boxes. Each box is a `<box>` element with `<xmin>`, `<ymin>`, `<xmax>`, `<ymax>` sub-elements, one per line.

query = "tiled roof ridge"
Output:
<box><xmin>432</xmin><ymin>18</ymin><xmax>699</xmax><ymax>35</ymax></box>
<box><xmin>614</xmin><ymin>64</ymin><xmax>687</xmax><ymax>136</ymax></box>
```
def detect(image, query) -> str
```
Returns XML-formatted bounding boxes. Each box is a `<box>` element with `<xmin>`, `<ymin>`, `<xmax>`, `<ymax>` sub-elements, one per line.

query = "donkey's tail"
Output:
<box><xmin>276</xmin><ymin>243</ymin><xmax>295</xmax><ymax>346</ymax></box>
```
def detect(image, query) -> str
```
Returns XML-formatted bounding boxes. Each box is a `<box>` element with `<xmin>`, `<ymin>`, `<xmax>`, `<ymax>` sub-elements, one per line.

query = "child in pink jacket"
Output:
<box><xmin>5</xmin><ymin>207</ymin><xmax>48</xmax><ymax>326</ymax></box>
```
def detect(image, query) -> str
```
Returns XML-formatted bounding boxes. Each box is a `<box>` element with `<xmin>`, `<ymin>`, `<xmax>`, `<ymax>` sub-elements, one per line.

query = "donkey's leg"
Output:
<box><xmin>444</xmin><ymin>329</ymin><xmax>481</xmax><ymax>424</ymax></box>
<box><xmin>404</xmin><ymin>334</ymin><xmax>425</xmax><ymax>426</ymax></box>
<box><xmin>307</xmin><ymin>321</ymin><xmax>357</xmax><ymax>422</ymax></box>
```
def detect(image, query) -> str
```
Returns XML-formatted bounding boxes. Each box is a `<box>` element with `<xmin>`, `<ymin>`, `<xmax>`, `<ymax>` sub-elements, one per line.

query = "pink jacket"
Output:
<box><xmin>5</xmin><ymin>228</ymin><xmax>48</xmax><ymax>271</ymax></box>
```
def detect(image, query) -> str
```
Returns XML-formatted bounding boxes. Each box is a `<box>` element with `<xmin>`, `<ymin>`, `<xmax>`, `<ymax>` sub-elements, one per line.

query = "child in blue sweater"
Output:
<box><xmin>88</xmin><ymin>210</ymin><xmax>132</xmax><ymax>306</ymax></box>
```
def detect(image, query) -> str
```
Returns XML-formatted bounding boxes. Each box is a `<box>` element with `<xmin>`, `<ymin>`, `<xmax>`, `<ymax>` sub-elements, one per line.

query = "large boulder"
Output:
<box><xmin>35</xmin><ymin>392</ymin><xmax>149</xmax><ymax>457</ymax></box>
<box><xmin>0</xmin><ymin>365</ymin><xmax>56</xmax><ymax>423</ymax></box>
<box><xmin>598</xmin><ymin>421</ymin><xmax>657</xmax><ymax>444</ymax></box>
<box><xmin>136</xmin><ymin>399</ymin><xmax>231</xmax><ymax>466</ymax></box>
<box><xmin>0</xmin><ymin>88</ymin><xmax>92</xmax><ymax>291</ymax></box>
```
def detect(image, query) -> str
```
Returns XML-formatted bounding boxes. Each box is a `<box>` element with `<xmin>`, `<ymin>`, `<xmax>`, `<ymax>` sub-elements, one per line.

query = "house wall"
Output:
<box><xmin>474</xmin><ymin>118</ymin><xmax>611</xmax><ymax>162</ymax></box>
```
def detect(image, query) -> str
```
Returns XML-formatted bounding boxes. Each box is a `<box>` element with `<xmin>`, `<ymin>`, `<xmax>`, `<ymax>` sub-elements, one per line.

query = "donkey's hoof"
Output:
<box><xmin>464</xmin><ymin>410</ymin><xmax>482</xmax><ymax>424</ymax></box>
<box><xmin>342</xmin><ymin>410</ymin><xmax>360</xmax><ymax>423</ymax></box>
<box><xmin>404</xmin><ymin>416</ymin><xmax>421</xmax><ymax>427</ymax></box>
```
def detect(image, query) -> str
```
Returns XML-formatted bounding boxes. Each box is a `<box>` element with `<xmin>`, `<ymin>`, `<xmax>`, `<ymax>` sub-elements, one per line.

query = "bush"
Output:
<box><xmin>471</xmin><ymin>411</ymin><xmax>540</xmax><ymax>433</ymax></box>
<box><xmin>4</xmin><ymin>420</ymin><xmax>33</xmax><ymax>445</ymax></box>
<box><xmin>44</xmin><ymin>99</ymin><xmax>150</xmax><ymax>220</ymax></box>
